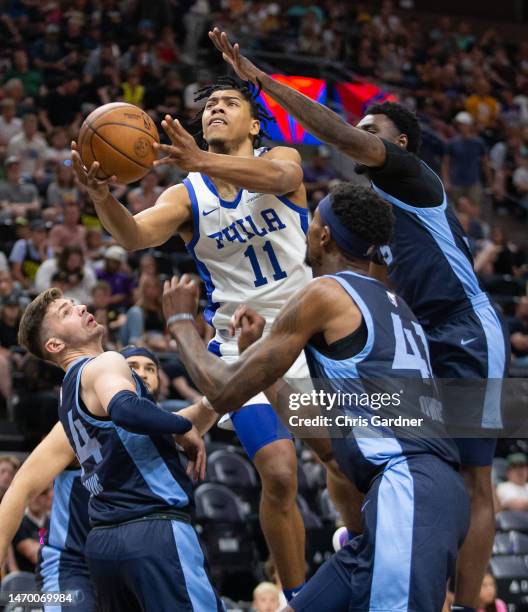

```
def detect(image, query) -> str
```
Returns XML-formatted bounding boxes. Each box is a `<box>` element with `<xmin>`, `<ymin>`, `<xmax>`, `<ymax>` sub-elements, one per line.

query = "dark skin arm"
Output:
<box><xmin>163</xmin><ymin>275</ymin><xmax>362</xmax><ymax>415</ymax></box>
<box><xmin>208</xmin><ymin>28</ymin><xmax>387</xmax><ymax>167</ymax></box>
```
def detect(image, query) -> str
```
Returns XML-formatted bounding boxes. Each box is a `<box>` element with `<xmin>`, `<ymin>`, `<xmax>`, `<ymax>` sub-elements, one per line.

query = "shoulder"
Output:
<box><xmin>83</xmin><ymin>351</ymin><xmax>130</xmax><ymax>380</ymax></box>
<box><xmin>261</xmin><ymin>146</ymin><xmax>302</xmax><ymax>164</ymax></box>
<box><xmin>157</xmin><ymin>182</ymin><xmax>192</xmax><ymax>207</ymax></box>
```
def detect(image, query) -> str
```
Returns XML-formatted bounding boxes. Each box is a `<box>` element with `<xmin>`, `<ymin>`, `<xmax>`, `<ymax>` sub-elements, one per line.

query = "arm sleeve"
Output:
<box><xmin>107</xmin><ymin>390</ymin><xmax>192</xmax><ymax>435</ymax></box>
<box><xmin>369</xmin><ymin>140</ymin><xmax>423</xmax><ymax>178</ymax></box>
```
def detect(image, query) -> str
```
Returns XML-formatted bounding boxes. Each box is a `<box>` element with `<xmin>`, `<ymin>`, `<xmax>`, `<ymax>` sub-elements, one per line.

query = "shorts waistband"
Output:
<box><xmin>423</xmin><ymin>293</ymin><xmax>491</xmax><ymax>329</ymax></box>
<box><xmin>90</xmin><ymin>510</ymin><xmax>191</xmax><ymax>529</ymax></box>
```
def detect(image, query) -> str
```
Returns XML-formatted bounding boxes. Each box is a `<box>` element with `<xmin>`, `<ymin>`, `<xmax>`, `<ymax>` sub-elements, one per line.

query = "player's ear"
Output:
<box><xmin>249</xmin><ymin>119</ymin><xmax>260</xmax><ymax>138</ymax></box>
<box><xmin>45</xmin><ymin>336</ymin><xmax>65</xmax><ymax>356</ymax></box>
<box><xmin>320</xmin><ymin>224</ymin><xmax>331</xmax><ymax>249</ymax></box>
<box><xmin>397</xmin><ymin>133</ymin><xmax>408</xmax><ymax>149</ymax></box>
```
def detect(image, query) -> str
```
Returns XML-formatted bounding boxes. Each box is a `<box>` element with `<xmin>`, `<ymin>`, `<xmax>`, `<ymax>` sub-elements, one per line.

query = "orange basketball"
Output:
<box><xmin>77</xmin><ymin>103</ymin><xmax>159</xmax><ymax>184</ymax></box>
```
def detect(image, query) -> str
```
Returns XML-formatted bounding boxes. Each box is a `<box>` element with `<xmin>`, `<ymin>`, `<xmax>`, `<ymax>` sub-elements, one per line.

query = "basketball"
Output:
<box><xmin>77</xmin><ymin>102</ymin><xmax>159</xmax><ymax>184</ymax></box>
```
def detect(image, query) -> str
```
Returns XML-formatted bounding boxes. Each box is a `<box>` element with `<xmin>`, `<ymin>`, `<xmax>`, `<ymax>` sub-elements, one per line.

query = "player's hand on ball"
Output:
<box><xmin>208</xmin><ymin>27</ymin><xmax>262</xmax><ymax>85</ymax></box>
<box><xmin>163</xmin><ymin>275</ymin><xmax>200</xmax><ymax>322</ymax></box>
<box><xmin>230</xmin><ymin>305</ymin><xmax>266</xmax><ymax>353</ymax></box>
<box><xmin>174</xmin><ymin>425</ymin><xmax>207</xmax><ymax>482</ymax></box>
<box><xmin>71</xmin><ymin>141</ymin><xmax>116</xmax><ymax>203</ymax></box>
<box><xmin>154</xmin><ymin>117</ymin><xmax>205</xmax><ymax>172</ymax></box>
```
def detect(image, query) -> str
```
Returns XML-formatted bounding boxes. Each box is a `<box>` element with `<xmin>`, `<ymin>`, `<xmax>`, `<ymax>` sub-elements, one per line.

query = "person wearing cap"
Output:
<box><xmin>96</xmin><ymin>245</ymin><xmax>135</xmax><ymax>309</ymax></box>
<box><xmin>441</xmin><ymin>110</ymin><xmax>492</xmax><ymax>205</ymax></box>
<box><xmin>496</xmin><ymin>453</ymin><xmax>528</xmax><ymax>511</ymax></box>
<box><xmin>0</xmin><ymin>156</ymin><xmax>40</xmax><ymax>221</ymax></box>
<box><xmin>9</xmin><ymin>219</ymin><xmax>52</xmax><ymax>289</ymax></box>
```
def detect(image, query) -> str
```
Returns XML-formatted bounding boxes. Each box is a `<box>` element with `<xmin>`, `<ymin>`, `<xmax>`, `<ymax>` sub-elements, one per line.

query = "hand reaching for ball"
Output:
<box><xmin>153</xmin><ymin>116</ymin><xmax>206</xmax><ymax>172</ymax></box>
<box><xmin>71</xmin><ymin>141</ymin><xmax>116</xmax><ymax>204</ymax></box>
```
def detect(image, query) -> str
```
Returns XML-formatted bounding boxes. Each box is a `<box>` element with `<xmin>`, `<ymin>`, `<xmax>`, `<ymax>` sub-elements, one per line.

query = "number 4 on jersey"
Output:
<box><xmin>244</xmin><ymin>241</ymin><xmax>287</xmax><ymax>287</ymax></box>
<box><xmin>391</xmin><ymin>313</ymin><xmax>433</xmax><ymax>378</ymax></box>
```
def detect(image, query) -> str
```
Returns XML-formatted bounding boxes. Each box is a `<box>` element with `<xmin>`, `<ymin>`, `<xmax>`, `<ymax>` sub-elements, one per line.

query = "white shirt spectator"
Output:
<box><xmin>35</xmin><ymin>258</ymin><xmax>97</xmax><ymax>305</ymax></box>
<box><xmin>497</xmin><ymin>481</ymin><xmax>528</xmax><ymax>506</ymax></box>
<box><xmin>0</xmin><ymin>115</ymin><xmax>22</xmax><ymax>147</ymax></box>
<box><xmin>6</xmin><ymin>132</ymin><xmax>47</xmax><ymax>177</ymax></box>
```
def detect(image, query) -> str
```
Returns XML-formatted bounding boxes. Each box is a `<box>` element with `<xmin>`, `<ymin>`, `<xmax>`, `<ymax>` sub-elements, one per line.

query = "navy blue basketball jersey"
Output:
<box><xmin>372</xmin><ymin>176</ymin><xmax>488</xmax><ymax>329</ymax></box>
<box><xmin>58</xmin><ymin>357</ymin><xmax>194</xmax><ymax>525</ymax></box>
<box><xmin>304</xmin><ymin>271</ymin><xmax>460</xmax><ymax>493</ymax></box>
<box><xmin>38</xmin><ymin>468</ymin><xmax>90</xmax><ymax>585</ymax></box>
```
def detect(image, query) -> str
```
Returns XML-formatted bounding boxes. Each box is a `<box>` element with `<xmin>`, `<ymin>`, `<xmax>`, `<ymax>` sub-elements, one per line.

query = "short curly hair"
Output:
<box><xmin>192</xmin><ymin>76</ymin><xmax>274</xmax><ymax>149</ymax></box>
<box><xmin>365</xmin><ymin>101</ymin><xmax>422</xmax><ymax>153</ymax></box>
<box><xmin>330</xmin><ymin>183</ymin><xmax>394</xmax><ymax>248</ymax></box>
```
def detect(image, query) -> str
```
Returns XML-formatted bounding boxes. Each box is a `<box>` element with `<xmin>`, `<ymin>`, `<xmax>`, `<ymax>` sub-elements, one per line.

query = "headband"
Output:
<box><xmin>120</xmin><ymin>346</ymin><xmax>160</xmax><ymax>370</ymax></box>
<box><xmin>317</xmin><ymin>194</ymin><xmax>372</xmax><ymax>259</ymax></box>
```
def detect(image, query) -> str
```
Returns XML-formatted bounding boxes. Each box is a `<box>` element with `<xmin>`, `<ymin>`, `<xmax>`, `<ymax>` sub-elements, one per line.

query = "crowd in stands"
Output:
<box><xmin>0</xmin><ymin>0</ymin><xmax>527</xmax><ymax>606</ymax></box>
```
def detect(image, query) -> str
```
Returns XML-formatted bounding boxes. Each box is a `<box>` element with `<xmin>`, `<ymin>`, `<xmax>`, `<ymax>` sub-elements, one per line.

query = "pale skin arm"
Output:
<box><xmin>208</xmin><ymin>28</ymin><xmax>387</xmax><ymax>167</ymax></box>
<box><xmin>154</xmin><ymin>116</ymin><xmax>305</xmax><ymax>197</ymax></box>
<box><xmin>0</xmin><ymin>422</ymin><xmax>75</xmax><ymax>566</ymax></box>
<box><xmin>71</xmin><ymin>142</ymin><xmax>193</xmax><ymax>251</ymax></box>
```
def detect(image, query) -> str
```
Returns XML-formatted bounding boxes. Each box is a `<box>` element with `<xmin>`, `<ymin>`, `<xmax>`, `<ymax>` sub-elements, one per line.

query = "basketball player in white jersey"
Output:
<box><xmin>71</xmin><ymin>77</ymin><xmax>354</xmax><ymax>600</ymax></box>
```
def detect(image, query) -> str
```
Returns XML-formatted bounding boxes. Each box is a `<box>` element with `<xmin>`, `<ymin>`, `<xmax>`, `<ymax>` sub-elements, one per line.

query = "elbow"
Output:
<box><xmin>274</xmin><ymin>166</ymin><xmax>303</xmax><ymax>196</ymax></box>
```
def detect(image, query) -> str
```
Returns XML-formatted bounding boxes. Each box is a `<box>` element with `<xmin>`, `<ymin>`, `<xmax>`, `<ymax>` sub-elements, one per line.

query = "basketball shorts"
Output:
<box><xmin>426</xmin><ymin>299</ymin><xmax>510</xmax><ymax>466</ymax></box>
<box><xmin>85</xmin><ymin>516</ymin><xmax>224</xmax><ymax>612</ymax></box>
<box><xmin>38</xmin><ymin>550</ymin><xmax>96</xmax><ymax>612</ymax></box>
<box><xmin>208</xmin><ymin>329</ymin><xmax>310</xmax><ymax>459</ymax></box>
<box><xmin>291</xmin><ymin>454</ymin><xmax>470</xmax><ymax>612</ymax></box>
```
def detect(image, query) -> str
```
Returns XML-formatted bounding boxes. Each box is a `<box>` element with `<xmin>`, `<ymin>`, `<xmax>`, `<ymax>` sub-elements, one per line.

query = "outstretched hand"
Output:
<box><xmin>162</xmin><ymin>274</ymin><xmax>200</xmax><ymax>322</ymax></box>
<box><xmin>208</xmin><ymin>27</ymin><xmax>263</xmax><ymax>85</ymax></box>
<box><xmin>153</xmin><ymin>116</ymin><xmax>205</xmax><ymax>172</ymax></box>
<box><xmin>71</xmin><ymin>141</ymin><xmax>116</xmax><ymax>204</ymax></box>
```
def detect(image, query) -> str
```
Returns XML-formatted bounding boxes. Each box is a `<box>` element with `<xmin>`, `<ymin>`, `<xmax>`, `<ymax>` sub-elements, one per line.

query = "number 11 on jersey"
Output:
<box><xmin>244</xmin><ymin>241</ymin><xmax>287</xmax><ymax>287</ymax></box>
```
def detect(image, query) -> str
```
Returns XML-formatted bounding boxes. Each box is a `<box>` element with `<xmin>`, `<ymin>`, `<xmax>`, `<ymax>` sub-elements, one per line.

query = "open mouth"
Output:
<box><xmin>208</xmin><ymin>118</ymin><xmax>227</xmax><ymax>126</ymax></box>
<box><xmin>85</xmin><ymin>313</ymin><xmax>96</xmax><ymax>326</ymax></box>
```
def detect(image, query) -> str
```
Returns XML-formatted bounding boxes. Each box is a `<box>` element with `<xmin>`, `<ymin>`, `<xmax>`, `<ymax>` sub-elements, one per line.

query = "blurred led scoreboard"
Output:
<box><xmin>259</xmin><ymin>75</ymin><xmax>396</xmax><ymax>145</ymax></box>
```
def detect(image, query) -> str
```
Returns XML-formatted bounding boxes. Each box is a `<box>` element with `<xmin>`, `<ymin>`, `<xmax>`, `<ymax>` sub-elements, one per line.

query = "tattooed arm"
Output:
<box><xmin>208</xmin><ymin>28</ymin><xmax>386</xmax><ymax>167</ymax></box>
<box><xmin>164</xmin><ymin>278</ymin><xmax>338</xmax><ymax>414</ymax></box>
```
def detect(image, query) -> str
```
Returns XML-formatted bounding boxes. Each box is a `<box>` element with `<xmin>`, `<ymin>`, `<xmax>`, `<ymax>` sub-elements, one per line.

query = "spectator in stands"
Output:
<box><xmin>121</xmin><ymin>67</ymin><xmax>145</xmax><ymax>107</ymax></box>
<box><xmin>0</xmin><ymin>98</ymin><xmax>22</xmax><ymax>155</ymax></box>
<box><xmin>496</xmin><ymin>453</ymin><xmax>528</xmax><ymax>511</ymax></box>
<box><xmin>2</xmin><ymin>50</ymin><xmax>42</xmax><ymax>99</ymax></box>
<box><xmin>0</xmin><ymin>295</ymin><xmax>22</xmax><ymax>351</ymax></box>
<box><xmin>474</xmin><ymin>226</ymin><xmax>526</xmax><ymax>278</ymax></box>
<box><xmin>477</xmin><ymin>572</ymin><xmax>507</xmax><ymax>612</ymax></box>
<box><xmin>509</xmin><ymin>296</ymin><xmax>528</xmax><ymax>365</ymax></box>
<box><xmin>512</xmin><ymin>151</ymin><xmax>528</xmax><ymax>213</ymax></box>
<box><xmin>85</xmin><ymin>228</ymin><xmax>107</xmax><ymax>265</ymax></box>
<box><xmin>465</xmin><ymin>78</ymin><xmax>500</xmax><ymax>129</ymax></box>
<box><xmin>442</xmin><ymin>111</ymin><xmax>491</xmax><ymax>205</ymax></box>
<box><xmin>96</xmin><ymin>245</ymin><xmax>134</xmax><ymax>309</ymax></box>
<box><xmin>0</xmin><ymin>157</ymin><xmax>39</xmax><ymax>221</ymax></box>
<box><xmin>31</xmin><ymin>23</ymin><xmax>67</xmax><ymax>82</ymax></box>
<box><xmin>88</xmin><ymin>281</ymin><xmax>125</xmax><ymax>348</ymax></box>
<box><xmin>6</xmin><ymin>112</ymin><xmax>47</xmax><ymax>183</ymax></box>
<box><xmin>302</xmin><ymin>146</ymin><xmax>339</xmax><ymax>202</ymax></box>
<box><xmin>252</xmin><ymin>581</ymin><xmax>281</xmax><ymax>612</ymax></box>
<box><xmin>0</xmin><ymin>270</ymin><xmax>30</xmax><ymax>311</ymax></box>
<box><xmin>39</xmin><ymin>73</ymin><xmax>82</xmax><ymax>134</ymax></box>
<box><xmin>46</xmin><ymin>161</ymin><xmax>79</xmax><ymax>217</ymax></box>
<box><xmin>143</xmin><ymin>69</ymin><xmax>184</xmax><ymax>120</ymax></box>
<box><xmin>47</xmin><ymin>201</ymin><xmax>86</xmax><ymax>253</ymax></box>
<box><xmin>12</xmin><ymin>485</ymin><xmax>52</xmax><ymax>573</ymax></box>
<box><xmin>9</xmin><ymin>220</ymin><xmax>51</xmax><ymax>290</ymax></box>
<box><xmin>35</xmin><ymin>244</ymin><xmax>96</xmax><ymax>305</ymax></box>
<box><xmin>455</xmin><ymin>195</ymin><xmax>489</xmax><ymax>242</ymax></box>
<box><xmin>43</xmin><ymin>128</ymin><xmax>71</xmax><ymax>174</ymax></box>
<box><xmin>120</xmin><ymin>273</ymin><xmax>166</xmax><ymax>349</ymax></box>
<box><xmin>127</xmin><ymin>172</ymin><xmax>163</xmax><ymax>214</ymax></box>
<box><xmin>0</xmin><ymin>456</ymin><xmax>19</xmax><ymax>502</ymax></box>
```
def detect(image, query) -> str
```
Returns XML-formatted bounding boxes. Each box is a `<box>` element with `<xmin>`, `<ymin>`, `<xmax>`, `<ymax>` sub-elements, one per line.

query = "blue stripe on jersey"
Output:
<box><xmin>40</xmin><ymin>547</ymin><xmax>61</xmax><ymax>595</ymax></box>
<box><xmin>115</xmin><ymin>428</ymin><xmax>189</xmax><ymax>506</ymax></box>
<box><xmin>48</xmin><ymin>472</ymin><xmax>74</xmax><ymax>549</ymax></box>
<box><xmin>369</xmin><ymin>458</ymin><xmax>414</xmax><ymax>611</ymax></box>
<box><xmin>171</xmin><ymin>521</ymin><xmax>220</xmax><ymax>611</ymax></box>
<box><xmin>207</xmin><ymin>339</ymin><xmax>222</xmax><ymax>356</ymax></box>
<box><xmin>183</xmin><ymin>178</ymin><xmax>220</xmax><ymax>326</ymax></box>
<box><xmin>201</xmin><ymin>173</ymin><xmax>243</xmax><ymax>209</ymax></box>
<box><xmin>371</xmin><ymin>183</ymin><xmax>482</xmax><ymax>300</ymax></box>
<box><xmin>475</xmin><ymin>304</ymin><xmax>506</xmax><ymax>428</ymax></box>
<box><xmin>183</xmin><ymin>178</ymin><xmax>200</xmax><ymax>249</ymax></box>
<box><xmin>276</xmin><ymin>195</ymin><xmax>309</xmax><ymax>234</ymax></box>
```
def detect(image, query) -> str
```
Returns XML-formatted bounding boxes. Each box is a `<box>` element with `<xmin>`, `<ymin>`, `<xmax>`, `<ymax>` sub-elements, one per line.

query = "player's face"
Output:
<box><xmin>0</xmin><ymin>460</ymin><xmax>15</xmax><ymax>491</ymax></box>
<box><xmin>44</xmin><ymin>298</ymin><xmax>104</xmax><ymax>355</ymax></box>
<box><xmin>202</xmin><ymin>89</ymin><xmax>260</xmax><ymax>149</ymax></box>
<box><xmin>356</xmin><ymin>113</ymin><xmax>407</xmax><ymax>149</ymax></box>
<box><xmin>126</xmin><ymin>355</ymin><xmax>159</xmax><ymax>396</ymax></box>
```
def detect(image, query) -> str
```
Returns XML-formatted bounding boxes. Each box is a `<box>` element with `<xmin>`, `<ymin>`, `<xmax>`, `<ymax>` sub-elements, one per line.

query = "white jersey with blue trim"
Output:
<box><xmin>183</xmin><ymin>148</ymin><xmax>312</xmax><ymax>330</ymax></box>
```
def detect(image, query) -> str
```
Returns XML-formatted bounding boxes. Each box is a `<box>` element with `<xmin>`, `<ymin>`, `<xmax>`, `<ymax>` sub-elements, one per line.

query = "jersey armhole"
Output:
<box><xmin>182</xmin><ymin>178</ymin><xmax>200</xmax><ymax>250</ymax></box>
<box><xmin>76</xmin><ymin>360</ymin><xmax>112</xmax><ymax>423</ymax></box>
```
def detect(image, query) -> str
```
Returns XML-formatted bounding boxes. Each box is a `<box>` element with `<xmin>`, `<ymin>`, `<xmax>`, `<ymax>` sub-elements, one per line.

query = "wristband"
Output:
<box><xmin>166</xmin><ymin>313</ymin><xmax>194</xmax><ymax>327</ymax></box>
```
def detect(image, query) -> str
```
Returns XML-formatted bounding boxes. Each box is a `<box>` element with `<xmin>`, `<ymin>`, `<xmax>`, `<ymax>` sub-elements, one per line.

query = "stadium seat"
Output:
<box><xmin>297</xmin><ymin>494</ymin><xmax>322</xmax><ymax>528</ymax></box>
<box><xmin>510</xmin><ymin>530</ymin><xmax>528</xmax><ymax>554</ymax></box>
<box><xmin>493</xmin><ymin>531</ymin><xmax>513</xmax><ymax>555</ymax></box>
<box><xmin>489</xmin><ymin>555</ymin><xmax>528</xmax><ymax>605</ymax></box>
<box><xmin>0</xmin><ymin>571</ymin><xmax>40</xmax><ymax>612</ymax></box>
<box><xmin>496</xmin><ymin>511</ymin><xmax>528</xmax><ymax>533</ymax></box>
<box><xmin>208</xmin><ymin>450</ymin><xmax>258</xmax><ymax>489</ymax></box>
<box><xmin>195</xmin><ymin>483</ymin><xmax>248</xmax><ymax>522</ymax></box>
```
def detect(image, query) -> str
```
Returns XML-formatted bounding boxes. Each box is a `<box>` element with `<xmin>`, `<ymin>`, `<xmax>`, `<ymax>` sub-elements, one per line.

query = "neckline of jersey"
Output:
<box><xmin>200</xmin><ymin>173</ymin><xmax>244</xmax><ymax>209</ymax></box>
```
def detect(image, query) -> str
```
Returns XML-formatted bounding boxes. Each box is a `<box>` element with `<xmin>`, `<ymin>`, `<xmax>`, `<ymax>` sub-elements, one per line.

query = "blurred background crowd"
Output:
<box><xmin>0</xmin><ymin>0</ymin><xmax>528</xmax><ymax>609</ymax></box>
